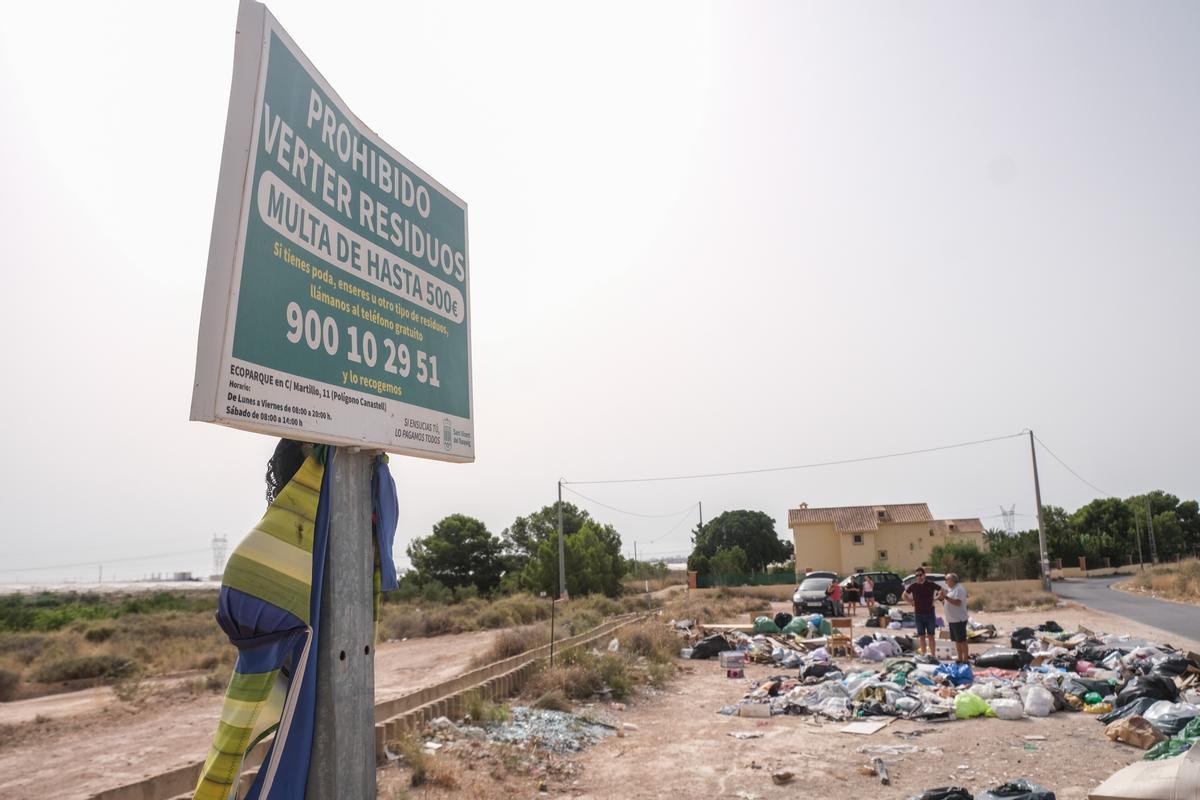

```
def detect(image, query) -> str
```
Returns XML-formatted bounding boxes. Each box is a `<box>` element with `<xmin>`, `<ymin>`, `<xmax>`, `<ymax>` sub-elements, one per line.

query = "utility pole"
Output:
<box><xmin>1133</xmin><ymin>513</ymin><xmax>1144</xmax><ymax>569</ymax></box>
<box><xmin>1146</xmin><ymin>497</ymin><xmax>1158</xmax><ymax>564</ymax></box>
<box><xmin>698</xmin><ymin>501</ymin><xmax>704</xmax><ymax>532</ymax></box>
<box><xmin>557</xmin><ymin>480</ymin><xmax>567</xmax><ymax>600</ymax></box>
<box><xmin>1029</xmin><ymin>430</ymin><xmax>1052</xmax><ymax>592</ymax></box>
<box><xmin>633</xmin><ymin>541</ymin><xmax>638</xmax><ymax>564</ymax></box>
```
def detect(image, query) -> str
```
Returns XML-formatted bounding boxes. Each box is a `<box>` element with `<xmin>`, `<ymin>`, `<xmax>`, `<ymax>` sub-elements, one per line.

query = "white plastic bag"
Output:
<box><xmin>990</xmin><ymin>698</ymin><xmax>1024</xmax><ymax>720</ymax></box>
<box><xmin>973</xmin><ymin>682</ymin><xmax>997</xmax><ymax>700</ymax></box>
<box><xmin>1023</xmin><ymin>685</ymin><xmax>1054</xmax><ymax>717</ymax></box>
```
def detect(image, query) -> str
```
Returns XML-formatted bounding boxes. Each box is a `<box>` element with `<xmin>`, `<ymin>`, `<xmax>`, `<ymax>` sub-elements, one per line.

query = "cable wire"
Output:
<box><xmin>564</xmin><ymin>432</ymin><xmax>1026</xmax><ymax>485</ymax></box>
<box><xmin>0</xmin><ymin>548</ymin><xmax>212</xmax><ymax>574</ymax></box>
<box><xmin>1032</xmin><ymin>434</ymin><xmax>1114</xmax><ymax>498</ymax></box>
<box><xmin>560</xmin><ymin>485</ymin><xmax>698</xmax><ymax>519</ymax></box>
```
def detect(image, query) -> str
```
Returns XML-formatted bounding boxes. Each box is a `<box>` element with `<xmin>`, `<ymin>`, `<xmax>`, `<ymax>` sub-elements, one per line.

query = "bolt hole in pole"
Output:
<box><xmin>339</xmin><ymin>650</ymin><xmax>346</xmax><ymax>661</ymax></box>
<box><xmin>364</xmin><ymin>645</ymin><xmax>370</xmax><ymax>655</ymax></box>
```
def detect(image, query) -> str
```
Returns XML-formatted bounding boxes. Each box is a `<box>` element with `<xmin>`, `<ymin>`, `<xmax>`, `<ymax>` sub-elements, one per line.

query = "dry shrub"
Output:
<box><xmin>392</xmin><ymin>734</ymin><xmax>427</xmax><ymax>786</ymax></box>
<box><xmin>0</xmin><ymin>634</ymin><xmax>50</xmax><ymax>666</ymax></box>
<box><xmin>529</xmin><ymin>663</ymin><xmax>603</xmax><ymax>700</ymax></box>
<box><xmin>83</xmin><ymin>624</ymin><xmax>116</xmax><ymax>643</ymax></box>
<box><xmin>663</xmin><ymin>591</ymin><xmax>770</xmax><ymax>626</ymax></box>
<box><xmin>471</xmin><ymin>625</ymin><xmax>547</xmax><ymax>666</ymax></box>
<box><xmin>967</xmin><ymin>581</ymin><xmax>1057</xmax><ymax>612</ymax></box>
<box><xmin>617</xmin><ymin>622</ymin><xmax>679</xmax><ymax>664</ymax></box>
<box><xmin>1123</xmin><ymin>559</ymin><xmax>1200</xmax><ymax>603</ymax></box>
<box><xmin>532</xmin><ymin>689</ymin><xmax>572</xmax><ymax>712</ymax></box>
<box><xmin>0</xmin><ymin>668</ymin><xmax>18</xmax><ymax>701</ymax></box>
<box><xmin>423</xmin><ymin>756</ymin><xmax>459</xmax><ymax>789</ymax></box>
<box><xmin>30</xmin><ymin>654</ymin><xmax>134</xmax><ymax>683</ymax></box>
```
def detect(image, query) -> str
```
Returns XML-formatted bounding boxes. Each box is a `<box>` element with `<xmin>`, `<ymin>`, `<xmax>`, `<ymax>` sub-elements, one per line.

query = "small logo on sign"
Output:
<box><xmin>443</xmin><ymin>418</ymin><xmax>452</xmax><ymax>451</ymax></box>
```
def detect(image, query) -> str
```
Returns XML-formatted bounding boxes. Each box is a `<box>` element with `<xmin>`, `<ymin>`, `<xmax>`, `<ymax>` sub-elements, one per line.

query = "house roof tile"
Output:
<box><xmin>788</xmin><ymin>503</ymin><xmax>933</xmax><ymax>533</ymax></box>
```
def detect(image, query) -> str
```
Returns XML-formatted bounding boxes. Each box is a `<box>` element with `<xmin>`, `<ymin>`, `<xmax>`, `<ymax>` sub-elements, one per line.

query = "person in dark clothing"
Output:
<box><xmin>903</xmin><ymin>567</ymin><xmax>940</xmax><ymax>660</ymax></box>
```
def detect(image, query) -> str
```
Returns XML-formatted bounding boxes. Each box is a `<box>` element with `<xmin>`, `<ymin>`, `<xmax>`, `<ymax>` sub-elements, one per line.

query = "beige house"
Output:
<box><xmin>788</xmin><ymin>502</ymin><xmax>986</xmax><ymax>576</ymax></box>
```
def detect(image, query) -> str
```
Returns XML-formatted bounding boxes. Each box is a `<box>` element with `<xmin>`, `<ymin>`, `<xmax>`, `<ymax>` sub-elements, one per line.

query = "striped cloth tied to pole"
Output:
<box><xmin>194</xmin><ymin>446</ymin><xmax>398</xmax><ymax>800</ymax></box>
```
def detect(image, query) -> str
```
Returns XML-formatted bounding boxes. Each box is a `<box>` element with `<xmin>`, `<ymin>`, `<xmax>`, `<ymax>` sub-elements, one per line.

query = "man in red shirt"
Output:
<box><xmin>903</xmin><ymin>567</ymin><xmax>940</xmax><ymax>659</ymax></box>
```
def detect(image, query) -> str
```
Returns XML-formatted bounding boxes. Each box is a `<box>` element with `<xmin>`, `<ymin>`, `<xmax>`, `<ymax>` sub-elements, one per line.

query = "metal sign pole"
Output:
<box><xmin>307</xmin><ymin>448</ymin><xmax>376</xmax><ymax>799</ymax></box>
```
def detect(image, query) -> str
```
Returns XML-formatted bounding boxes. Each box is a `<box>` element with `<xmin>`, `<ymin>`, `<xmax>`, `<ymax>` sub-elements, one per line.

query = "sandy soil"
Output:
<box><xmin>0</xmin><ymin>629</ymin><xmax>498</xmax><ymax>800</ymax></box>
<box><xmin>6</xmin><ymin>594</ymin><xmax>1197</xmax><ymax>800</ymax></box>
<box><xmin>565</xmin><ymin>601</ymin><xmax>1200</xmax><ymax>800</ymax></box>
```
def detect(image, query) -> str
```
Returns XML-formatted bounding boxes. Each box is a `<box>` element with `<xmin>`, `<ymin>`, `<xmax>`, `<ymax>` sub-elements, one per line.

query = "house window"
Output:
<box><xmin>878</xmin><ymin>550</ymin><xmax>888</xmax><ymax>560</ymax></box>
<box><xmin>852</xmin><ymin>534</ymin><xmax>864</xmax><ymax>545</ymax></box>
<box><xmin>929</xmin><ymin>529</ymin><xmax>935</xmax><ymax>536</ymax></box>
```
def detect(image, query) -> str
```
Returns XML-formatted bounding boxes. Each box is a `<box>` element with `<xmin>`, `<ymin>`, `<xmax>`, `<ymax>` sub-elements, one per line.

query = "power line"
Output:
<box><xmin>1032</xmin><ymin>434</ymin><xmax>1113</xmax><ymax>498</ymax></box>
<box><xmin>565</xmin><ymin>431</ymin><xmax>1026</xmax><ymax>485</ymax></box>
<box><xmin>559</xmin><ymin>485</ymin><xmax>698</xmax><ymax>519</ymax></box>
<box><xmin>644</xmin><ymin>510</ymin><xmax>698</xmax><ymax>547</ymax></box>
<box><xmin>0</xmin><ymin>547</ymin><xmax>212</xmax><ymax>574</ymax></box>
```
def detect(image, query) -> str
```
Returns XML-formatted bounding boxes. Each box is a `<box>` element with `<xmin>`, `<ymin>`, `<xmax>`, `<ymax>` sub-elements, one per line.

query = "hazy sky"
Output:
<box><xmin>1</xmin><ymin>1</ymin><xmax>1196</xmax><ymax>584</ymax></box>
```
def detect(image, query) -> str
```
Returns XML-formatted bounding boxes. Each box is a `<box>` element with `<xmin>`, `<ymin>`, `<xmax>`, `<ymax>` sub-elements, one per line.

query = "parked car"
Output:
<box><xmin>804</xmin><ymin>570</ymin><xmax>838</xmax><ymax>580</ymax></box>
<box><xmin>839</xmin><ymin>571</ymin><xmax>904</xmax><ymax>606</ymax></box>
<box><xmin>792</xmin><ymin>576</ymin><xmax>835</xmax><ymax>616</ymax></box>
<box><xmin>902</xmin><ymin>572</ymin><xmax>949</xmax><ymax>592</ymax></box>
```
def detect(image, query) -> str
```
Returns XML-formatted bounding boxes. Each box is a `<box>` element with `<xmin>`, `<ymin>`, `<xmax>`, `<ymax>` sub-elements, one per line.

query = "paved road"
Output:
<box><xmin>1054</xmin><ymin>575</ymin><xmax>1200</xmax><ymax>644</ymax></box>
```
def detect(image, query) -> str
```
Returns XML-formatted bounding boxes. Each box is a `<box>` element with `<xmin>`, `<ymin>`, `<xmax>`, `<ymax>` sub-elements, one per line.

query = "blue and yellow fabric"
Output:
<box><xmin>194</xmin><ymin>447</ymin><xmax>397</xmax><ymax>800</ymax></box>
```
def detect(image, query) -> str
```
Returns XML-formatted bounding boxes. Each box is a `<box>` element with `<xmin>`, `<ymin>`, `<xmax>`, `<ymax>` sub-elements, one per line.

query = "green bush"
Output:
<box><xmin>930</xmin><ymin>541</ymin><xmax>991</xmax><ymax>581</ymax></box>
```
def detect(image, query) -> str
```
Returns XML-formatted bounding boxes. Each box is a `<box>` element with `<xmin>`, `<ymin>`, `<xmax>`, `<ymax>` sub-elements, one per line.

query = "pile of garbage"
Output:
<box><xmin>692</xmin><ymin>618</ymin><xmax>1200</xmax><ymax>766</ymax></box>
<box><xmin>485</xmin><ymin>707</ymin><xmax>618</xmax><ymax>753</ymax></box>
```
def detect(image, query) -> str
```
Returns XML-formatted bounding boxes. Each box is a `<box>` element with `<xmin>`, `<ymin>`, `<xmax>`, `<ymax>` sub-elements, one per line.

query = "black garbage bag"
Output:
<box><xmin>909</xmin><ymin>788</ymin><xmax>973</xmax><ymax>800</ymax></box>
<box><xmin>1116</xmin><ymin>674</ymin><xmax>1180</xmax><ymax>707</ymax></box>
<box><xmin>1074</xmin><ymin>642</ymin><xmax>1115</xmax><ymax>663</ymax></box>
<box><xmin>689</xmin><ymin>634</ymin><xmax>730</xmax><ymax>660</ymax></box>
<box><xmin>1049</xmin><ymin>656</ymin><xmax>1078</xmax><ymax>672</ymax></box>
<box><xmin>1062</xmin><ymin>676</ymin><xmax>1111</xmax><ymax>698</ymax></box>
<box><xmin>1010</xmin><ymin>626</ymin><xmax>1036</xmax><ymax>648</ymax></box>
<box><xmin>894</xmin><ymin>635</ymin><xmax>915</xmax><ymax>653</ymax></box>
<box><xmin>858</xmin><ymin>701</ymin><xmax>898</xmax><ymax>717</ymax></box>
<box><xmin>978</xmin><ymin>779</ymin><xmax>1055</xmax><ymax>799</ymax></box>
<box><xmin>1152</xmin><ymin>653</ymin><xmax>1194</xmax><ymax>677</ymax></box>
<box><xmin>865</xmin><ymin>616</ymin><xmax>880</xmax><ymax>628</ymax></box>
<box><xmin>974</xmin><ymin>648</ymin><xmax>1035</xmax><ymax>670</ymax></box>
<box><xmin>857</xmin><ymin>635</ymin><xmax>875</xmax><ymax>647</ymax></box>
<box><xmin>1096</xmin><ymin>696</ymin><xmax>1158</xmax><ymax>725</ymax></box>
<box><xmin>1037</xmin><ymin>621</ymin><xmax>1063</xmax><ymax>633</ymax></box>
<box><xmin>803</xmin><ymin>662</ymin><xmax>838</xmax><ymax>680</ymax></box>
<box><xmin>773</xmin><ymin>611</ymin><xmax>793</xmax><ymax>630</ymax></box>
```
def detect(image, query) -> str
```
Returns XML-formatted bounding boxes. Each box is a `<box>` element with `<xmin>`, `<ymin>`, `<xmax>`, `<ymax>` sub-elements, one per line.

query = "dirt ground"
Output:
<box><xmin>0</xmin><ymin>628</ymin><xmax>498</xmax><ymax>800</ymax></box>
<box><xmin>5</xmin><ymin>596</ymin><xmax>1198</xmax><ymax>799</ymax></box>
<box><xmin>555</xmin><ymin>601</ymin><xmax>1200</xmax><ymax>800</ymax></box>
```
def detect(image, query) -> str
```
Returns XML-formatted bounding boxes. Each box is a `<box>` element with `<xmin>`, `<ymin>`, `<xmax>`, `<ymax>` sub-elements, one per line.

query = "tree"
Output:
<box><xmin>519</xmin><ymin>522</ymin><xmax>625</xmax><ymax>597</ymax></box>
<box><xmin>501</xmin><ymin>502</ymin><xmax>624</xmax><ymax>572</ymax></box>
<box><xmin>407</xmin><ymin>514</ymin><xmax>504</xmax><ymax>594</ymax></box>
<box><xmin>709</xmin><ymin>546</ymin><xmax>749</xmax><ymax>576</ymax></box>
<box><xmin>691</xmin><ymin>510</ymin><xmax>792</xmax><ymax>572</ymax></box>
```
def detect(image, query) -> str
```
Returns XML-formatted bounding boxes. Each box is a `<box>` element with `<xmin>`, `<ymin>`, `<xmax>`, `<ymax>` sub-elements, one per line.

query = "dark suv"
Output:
<box><xmin>840</xmin><ymin>571</ymin><xmax>904</xmax><ymax>605</ymax></box>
